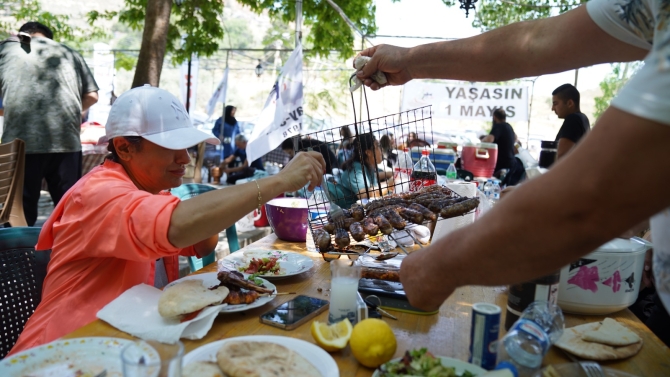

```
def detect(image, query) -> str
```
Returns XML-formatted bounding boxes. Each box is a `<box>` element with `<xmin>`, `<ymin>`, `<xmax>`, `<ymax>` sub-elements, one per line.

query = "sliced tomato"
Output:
<box><xmin>180</xmin><ymin>309</ymin><xmax>203</xmax><ymax>323</ymax></box>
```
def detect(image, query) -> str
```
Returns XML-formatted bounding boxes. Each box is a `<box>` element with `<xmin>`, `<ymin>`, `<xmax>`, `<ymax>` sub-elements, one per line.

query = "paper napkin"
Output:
<box><xmin>97</xmin><ymin>283</ymin><xmax>225</xmax><ymax>344</ymax></box>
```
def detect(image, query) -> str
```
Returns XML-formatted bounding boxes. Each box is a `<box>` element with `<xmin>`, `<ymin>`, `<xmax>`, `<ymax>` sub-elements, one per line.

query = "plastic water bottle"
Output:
<box><xmin>410</xmin><ymin>150</ymin><xmax>437</xmax><ymax>192</ymax></box>
<box><xmin>396</xmin><ymin>148</ymin><xmax>414</xmax><ymax>175</ymax></box>
<box><xmin>483</xmin><ymin>180</ymin><xmax>493</xmax><ymax>199</ymax></box>
<box><xmin>496</xmin><ymin>301</ymin><xmax>565</xmax><ymax>377</ymax></box>
<box><xmin>491</xmin><ymin>181</ymin><xmax>501</xmax><ymax>202</ymax></box>
<box><xmin>446</xmin><ymin>163</ymin><xmax>457</xmax><ymax>182</ymax></box>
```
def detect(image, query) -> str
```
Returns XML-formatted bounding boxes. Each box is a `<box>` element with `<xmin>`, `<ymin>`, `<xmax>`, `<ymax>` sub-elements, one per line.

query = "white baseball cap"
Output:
<box><xmin>99</xmin><ymin>84</ymin><xmax>220</xmax><ymax>149</ymax></box>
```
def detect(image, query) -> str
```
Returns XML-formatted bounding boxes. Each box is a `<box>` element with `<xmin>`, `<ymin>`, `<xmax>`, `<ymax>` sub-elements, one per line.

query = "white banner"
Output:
<box><xmin>206</xmin><ymin>67</ymin><xmax>229</xmax><ymax>118</ymax></box>
<box><xmin>87</xmin><ymin>43</ymin><xmax>115</xmax><ymax>124</ymax></box>
<box><xmin>180</xmin><ymin>55</ymin><xmax>199</xmax><ymax>113</ymax></box>
<box><xmin>247</xmin><ymin>45</ymin><xmax>303</xmax><ymax>163</ymax></box>
<box><xmin>401</xmin><ymin>81</ymin><xmax>529</xmax><ymax>122</ymax></box>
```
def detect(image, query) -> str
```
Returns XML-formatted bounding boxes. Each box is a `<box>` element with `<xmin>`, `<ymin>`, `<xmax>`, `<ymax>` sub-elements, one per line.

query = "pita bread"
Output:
<box><xmin>555</xmin><ymin>322</ymin><xmax>643</xmax><ymax>361</ymax></box>
<box><xmin>183</xmin><ymin>361</ymin><xmax>224</xmax><ymax>377</ymax></box>
<box><xmin>216</xmin><ymin>341</ymin><xmax>321</xmax><ymax>377</ymax></box>
<box><xmin>158</xmin><ymin>280</ymin><xmax>229</xmax><ymax>319</ymax></box>
<box><xmin>582</xmin><ymin>318</ymin><xmax>641</xmax><ymax>346</ymax></box>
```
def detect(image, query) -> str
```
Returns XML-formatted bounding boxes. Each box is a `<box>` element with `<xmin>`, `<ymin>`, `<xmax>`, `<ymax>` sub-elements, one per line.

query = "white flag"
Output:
<box><xmin>246</xmin><ymin>45</ymin><xmax>303</xmax><ymax>163</ymax></box>
<box><xmin>206</xmin><ymin>67</ymin><xmax>229</xmax><ymax>118</ymax></box>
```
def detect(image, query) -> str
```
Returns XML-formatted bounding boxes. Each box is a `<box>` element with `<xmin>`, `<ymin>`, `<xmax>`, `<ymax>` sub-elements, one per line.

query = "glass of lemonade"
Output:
<box><xmin>328</xmin><ymin>259</ymin><xmax>362</xmax><ymax>324</ymax></box>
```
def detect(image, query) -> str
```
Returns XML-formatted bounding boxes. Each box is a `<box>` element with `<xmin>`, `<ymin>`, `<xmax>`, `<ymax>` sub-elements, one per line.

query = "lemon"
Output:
<box><xmin>349</xmin><ymin>318</ymin><xmax>397</xmax><ymax>368</ymax></box>
<box><xmin>311</xmin><ymin>318</ymin><xmax>353</xmax><ymax>352</ymax></box>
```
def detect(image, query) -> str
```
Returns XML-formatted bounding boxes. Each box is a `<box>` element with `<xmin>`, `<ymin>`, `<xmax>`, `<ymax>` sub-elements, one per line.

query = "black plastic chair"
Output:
<box><xmin>0</xmin><ymin>227</ymin><xmax>49</xmax><ymax>358</ymax></box>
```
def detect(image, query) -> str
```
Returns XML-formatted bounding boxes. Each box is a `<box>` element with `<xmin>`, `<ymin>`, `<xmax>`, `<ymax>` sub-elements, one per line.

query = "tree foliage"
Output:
<box><xmin>89</xmin><ymin>0</ymin><xmax>226</xmax><ymax>65</ymax></box>
<box><xmin>0</xmin><ymin>0</ymin><xmax>107</xmax><ymax>48</ymax></box>
<box><xmin>473</xmin><ymin>0</ymin><xmax>584</xmax><ymax>31</ymax></box>
<box><xmin>593</xmin><ymin>62</ymin><xmax>641</xmax><ymax>121</ymax></box>
<box><xmin>237</xmin><ymin>0</ymin><xmax>378</xmax><ymax>58</ymax></box>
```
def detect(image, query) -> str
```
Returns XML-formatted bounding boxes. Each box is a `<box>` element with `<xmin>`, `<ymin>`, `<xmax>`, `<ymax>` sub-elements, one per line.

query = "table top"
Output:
<box><xmin>64</xmin><ymin>234</ymin><xmax>670</xmax><ymax>376</ymax></box>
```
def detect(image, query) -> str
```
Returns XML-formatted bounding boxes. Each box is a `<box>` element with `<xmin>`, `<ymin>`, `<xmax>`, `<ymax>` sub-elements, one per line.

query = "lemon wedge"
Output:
<box><xmin>310</xmin><ymin>318</ymin><xmax>353</xmax><ymax>352</ymax></box>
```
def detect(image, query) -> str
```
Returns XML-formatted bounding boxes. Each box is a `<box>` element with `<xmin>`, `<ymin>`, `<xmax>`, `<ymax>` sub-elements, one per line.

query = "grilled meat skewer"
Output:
<box><xmin>217</xmin><ymin>269</ymin><xmax>275</xmax><ymax>295</ymax></box>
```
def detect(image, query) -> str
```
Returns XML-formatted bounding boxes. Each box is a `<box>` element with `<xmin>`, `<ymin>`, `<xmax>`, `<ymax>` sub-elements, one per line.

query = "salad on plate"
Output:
<box><xmin>377</xmin><ymin>349</ymin><xmax>477</xmax><ymax>377</ymax></box>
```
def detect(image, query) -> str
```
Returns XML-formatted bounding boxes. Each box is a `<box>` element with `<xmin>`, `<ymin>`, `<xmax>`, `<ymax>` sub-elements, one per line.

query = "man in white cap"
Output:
<box><xmin>9</xmin><ymin>85</ymin><xmax>326</xmax><ymax>355</ymax></box>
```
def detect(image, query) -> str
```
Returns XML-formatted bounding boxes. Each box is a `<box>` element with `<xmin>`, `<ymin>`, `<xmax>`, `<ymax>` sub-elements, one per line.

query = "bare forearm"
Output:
<box><xmin>406</xmin><ymin>7</ymin><xmax>646</xmax><ymax>82</ymax></box>
<box><xmin>168</xmin><ymin>176</ymin><xmax>289</xmax><ymax>247</ymax></box>
<box><xmin>82</xmin><ymin>92</ymin><xmax>98</xmax><ymax>111</ymax></box>
<box><xmin>193</xmin><ymin>234</ymin><xmax>219</xmax><ymax>257</ymax></box>
<box><xmin>404</xmin><ymin>107</ymin><xmax>670</xmax><ymax>308</ymax></box>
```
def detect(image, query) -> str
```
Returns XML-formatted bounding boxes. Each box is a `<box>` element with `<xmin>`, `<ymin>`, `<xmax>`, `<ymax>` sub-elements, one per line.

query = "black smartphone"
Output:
<box><xmin>259</xmin><ymin>295</ymin><xmax>330</xmax><ymax>330</ymax></box>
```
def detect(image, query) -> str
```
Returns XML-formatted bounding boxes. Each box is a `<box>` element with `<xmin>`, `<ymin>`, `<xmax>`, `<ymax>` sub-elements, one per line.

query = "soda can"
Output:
<box><xmin>468</xmin><ymin>302</ymin><xmax>501</xmax><ymax>370</ymax></box>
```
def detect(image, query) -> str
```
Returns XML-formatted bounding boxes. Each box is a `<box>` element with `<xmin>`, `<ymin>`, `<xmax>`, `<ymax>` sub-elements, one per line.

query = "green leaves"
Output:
<box><xmin>593</xmin><ymin>62</ymin><xmax>641</xmax><ymax>121</ymax></box>
<box><xmin>2</xmin><ymin>0</ymin><xmax>107</xmax><ymax>48</ymax></box>
<box><xmin>472</xmin><ymin>0</ymin><xmax>585</xmax><ymax>31</ymax></box>
<box><xmin>238</xmin><ymin>0</ymin><xmax>378</xmax><ymax>59</ymax></box>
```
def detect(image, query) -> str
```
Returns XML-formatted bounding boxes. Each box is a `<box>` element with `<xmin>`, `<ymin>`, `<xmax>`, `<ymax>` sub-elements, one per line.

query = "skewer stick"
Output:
<box><xmin>275</xmin><ymin>292</ymin><xmax>297</xmax><ymax>296</ymax></box>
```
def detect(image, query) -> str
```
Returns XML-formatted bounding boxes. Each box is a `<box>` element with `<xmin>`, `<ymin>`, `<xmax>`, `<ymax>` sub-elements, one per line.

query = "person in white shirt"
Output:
<box><xmin>355</xmin><ymin>0</ymin><xmax>670</xmax><ymax>322</ymax></box>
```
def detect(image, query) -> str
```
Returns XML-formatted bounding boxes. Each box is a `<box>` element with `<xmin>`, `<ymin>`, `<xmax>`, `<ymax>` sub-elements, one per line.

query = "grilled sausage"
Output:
<box><xmin>384</xmin><ymin>210</ymin><xmax>406</xmax><ymax>230</ymax></box>
<box><xmin>313</xmin><ymin>229</ymin><xmax>332</xmax><ymax>251</ymax></box>
<box><xmin>334</xmin><ymin>228</ymin><xmax>351</xmax><ymax>249</ymax></box>
<box><xmin>440</xmin><ymin>198</ymin><xmax>480</xmax><ymax>219</ymax></box>
<box><xmin>343</xmin><ymin>217</ymin><xmax>357</xmax><ymax>230</ymax></box>
<box><xmin>349</xmin><ymin>222</ymin><xmax>366</xmax><ymax>241</ymax></box>
<box><xmin>350</xmin><ymin>204</ymin><xmax>365</xmax><ymax>221</ymax></box>
<box><xmin>398</xmin><ymin>207</ymin><xmax>424</xmax><ymax>224</ymax></box>
<box><xmin>373</xmin><ymin>214</ymin><xmax>393</xmax><ymax>235</ymax></box>
<box><xmin>361</xmin><ymin>217</ymin><xmax>379</xmax><ymax>236</ymax></box>
<box><xmin>323</xmin><ymin>222</ymin><xmax>335</xmax><ymax>234</ymax></box>
<box><xmin>409</xmin><ymin>203</ymin><xmax>437</xmax><ymax>222</ymax></box>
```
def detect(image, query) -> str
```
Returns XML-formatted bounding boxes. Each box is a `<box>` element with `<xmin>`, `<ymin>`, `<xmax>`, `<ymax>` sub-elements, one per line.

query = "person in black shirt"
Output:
<box><xmin>221</xmin><ymin>134</ymin><xmax>264</xmax><ymax>184</ymax></box>
<box><xmin>482</xmin><ymin>108</ymin><xmax>516</xmax><ymax>178</ymax></box>
<box><xmin>281</xmin><ymin>137</ymin><xmax>337</xmax><ymax>174</ymax></box>
<box><xmin>552</xmin><ymin>84</ymin><xmax>590</xmax><ymax>159</ymax></box>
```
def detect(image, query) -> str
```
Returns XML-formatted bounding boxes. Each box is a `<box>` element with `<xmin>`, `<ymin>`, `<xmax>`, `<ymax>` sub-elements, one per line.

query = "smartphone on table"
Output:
<box><xmin>260</xmin><ymin>295</ymin><xmax>329</xmax><ymax>330</ymax></box>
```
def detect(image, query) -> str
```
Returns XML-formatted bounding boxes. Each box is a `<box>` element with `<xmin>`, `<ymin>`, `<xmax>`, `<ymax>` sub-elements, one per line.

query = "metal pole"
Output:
<box><xmin>295</xmin><ymin>0</ymin><xmax>303</xmax><ymax>47</ymax></box>
<box><xmin>527</xmin><ymin>78</ymin><xmax>537</xmax><ymax>147</ymax></box>
<box><xmin>186</xmin><ymin>56</ymin><xmax>192</xmax><ymax>113</ymax></box>
<box><xmin>574</xmin><ymin>68</ymin><xmax>579</xmax><ymax>88</ymax></box>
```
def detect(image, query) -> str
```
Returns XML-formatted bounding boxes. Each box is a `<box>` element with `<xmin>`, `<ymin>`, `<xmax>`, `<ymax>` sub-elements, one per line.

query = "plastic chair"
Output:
<box><xmin>0</xmin><ymin>227</ymin><xmax>49</xmax><ymax>358</ymax></box>
<box><xmin>0</xmin><ymin>139</ymin><xmax>28</xmax><ymax>226</ymax></box>
<box><xmin>170</xmin><ymin>183</ymin><xmax>240</xmax><ymax>272</ymax></box>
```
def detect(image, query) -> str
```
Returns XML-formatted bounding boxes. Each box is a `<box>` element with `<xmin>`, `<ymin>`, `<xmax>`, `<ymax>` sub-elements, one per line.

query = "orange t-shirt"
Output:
<box><xmin>9</xmin><ymin>160</ymin><xmax>197</xmax><ymax>355</ymax></box>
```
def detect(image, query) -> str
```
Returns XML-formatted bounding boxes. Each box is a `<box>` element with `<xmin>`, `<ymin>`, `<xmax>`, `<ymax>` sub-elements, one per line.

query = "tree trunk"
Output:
<box><xmin>131</xmin><ymin>0</ymin><xmax>172</xmax><ymax>88</ymax></box>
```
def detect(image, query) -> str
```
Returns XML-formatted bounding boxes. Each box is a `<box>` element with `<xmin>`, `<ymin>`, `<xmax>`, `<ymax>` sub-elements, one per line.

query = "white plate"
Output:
<box><xmin>182</xmin><ymin>335</ymin><xmax>338</xmax><ymax>377</ymax></box>
<box><xmin>372</xmin><ymin>355</ymin><xmax>486</xmax><ymax>376</ymax></box>
<box><xmin>219</xmin><ymin>249</ymin><xmax>314</xmax><ymax>279</ymax></box>
<box><xmin>165</xmin><ymin>272</ymin><xmax>277</xmax><ymax>313</ymax></box>
<box><xmin>1</xmin><ymin>337</ymin><xmax>159</xmax><ymax>377</ymax></box>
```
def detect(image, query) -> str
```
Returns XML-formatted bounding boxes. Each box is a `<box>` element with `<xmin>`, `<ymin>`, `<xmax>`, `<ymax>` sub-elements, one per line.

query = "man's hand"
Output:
<box><xmin>277</xmin><ymin>151</ymin><xmax>326</xmax><ymax>192</ymax></box>
<box><xmin>356</xmin><ymin>45</ymin><xmax>413</xmax><ymax>91</ymax></box>
<box><xmin>399</xmin><ymin>248</ymin><xmax>456</xmax><ymax>311</ymax></box>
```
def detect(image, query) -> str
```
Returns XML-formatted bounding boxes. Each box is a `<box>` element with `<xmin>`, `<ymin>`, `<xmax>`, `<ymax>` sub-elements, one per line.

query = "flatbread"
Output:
<box><xmin>183</xmin><ymin>361</ymin><xmax>224</xmax><ymax>377</ymax></box>
<box><xmin>555</xmin><ymin>322</ymin><xmax>643</xmax><ymax>361</ymax></box>
<box><xmin>216</xmin><ymin>341</ymin><xmax>321</xmax><ymax>377</ymax></box>
<box><xmin>158</xmin><ymin>280</ymin><xmax>229</xmax><ymax>319</ymax></box>
<box><xmin>582</xmin><ymin>318</ymin><xmax>641</xmax><ymax>346</ymax></box>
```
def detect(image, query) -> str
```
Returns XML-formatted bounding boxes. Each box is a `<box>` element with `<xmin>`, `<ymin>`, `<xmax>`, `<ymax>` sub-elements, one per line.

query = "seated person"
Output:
<box><xmin>221</xmin><ymin>134</ymin><xmax>264</xmax><ymax>184</ymax></box>
<box><xmin>380</xmin><ymin>134</ymin><xmax>397</xmax><ymax>169</ymax></box>
<box><xmin>281</xmin><ymin>137</ymin><xmax>337</xmax><ymax>174</ymax></box>
<box><xmin>9</xmin><ymin>85</ymin><xmax>325</xmax><ymax>355</ymax></box>
<box><xmin>340</xmin><ymin>133</ymin><xmax>394</xmax><ymax>205</ymax></box>
<box><xmin>336</xmin><ymin>125</ymin><xmax>354</xmax><ymax>166</ymax></box>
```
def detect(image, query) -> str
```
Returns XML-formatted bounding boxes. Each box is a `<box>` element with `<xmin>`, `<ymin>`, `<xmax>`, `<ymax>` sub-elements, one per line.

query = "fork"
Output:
<box><xmin>580</xmin><ymin>362</ymin><xmax>606</xmax><ymax>377</ymax></box>
<box><xmin>320</xmin><ymin>178</ymin><xmax>346</xmax><ymax>231</ymax></box>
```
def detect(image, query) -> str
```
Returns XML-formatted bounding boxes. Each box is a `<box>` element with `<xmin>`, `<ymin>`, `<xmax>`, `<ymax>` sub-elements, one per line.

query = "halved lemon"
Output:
<box><xmin>310</xmin><ymin>318</ymin><xmax>353</xmax><ymax>352</ymax></box>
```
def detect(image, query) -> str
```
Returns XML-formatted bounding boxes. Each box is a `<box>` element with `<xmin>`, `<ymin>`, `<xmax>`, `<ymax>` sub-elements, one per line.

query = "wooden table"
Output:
<box><xmin>64</xmin><ymin>234</ymin><xmax>670</xmax><ymax>376</ymax></box>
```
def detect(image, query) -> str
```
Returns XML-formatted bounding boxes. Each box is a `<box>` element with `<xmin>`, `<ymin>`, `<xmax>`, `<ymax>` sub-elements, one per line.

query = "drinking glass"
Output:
<box><xmin>122</xmin><ymin>340</ymin><xmax>183</xmax><ymax>377</ymax></box>
<box><xmin>328</xmin><ymin>259</ymin><xmax>361</xmax><ymax>324</ymax></box>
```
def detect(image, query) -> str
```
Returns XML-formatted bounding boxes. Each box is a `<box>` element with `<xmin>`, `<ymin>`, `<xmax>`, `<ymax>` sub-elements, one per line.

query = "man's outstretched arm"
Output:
<box><xmin>357</xmin><ymin>6</ymin><xmax>648</xmax><ymax>89</ymax></box>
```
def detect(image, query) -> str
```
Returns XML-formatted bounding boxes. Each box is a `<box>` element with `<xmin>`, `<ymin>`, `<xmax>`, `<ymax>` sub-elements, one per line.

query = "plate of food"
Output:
<box><xmin>1</xmin><ymin>337</ymin><xmax>159</xmax><ymax>377</ymax></box>
<box><xmin>536</xmin><ymin>363</ymin><xmax>640</xmax><ymax>377</ymax></box>
<box><xmin>373</xmin><ymin>348</ymin><xmax>485</xmax><ymax>377</ymax></box>
<box><xmin>182</xmin><ymin>335</ymin><xmax>338</xmax><ymax>377</ymax></box>
<box><xmin>164</xmin><ymin>269</ymin><xmax>277</xmax><ymax>313</ymax></box>
<box><xmin>219</xmin><ymin>249</ymin><xmax>314</xmax><ymax>279</ymax></box>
